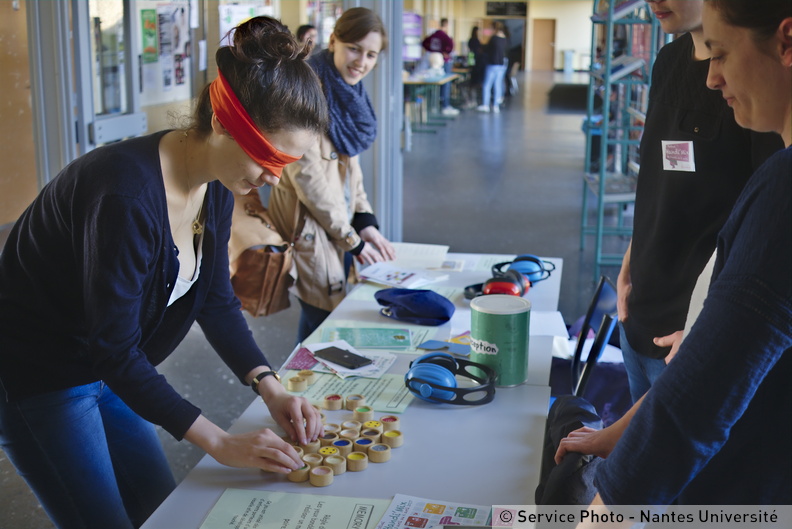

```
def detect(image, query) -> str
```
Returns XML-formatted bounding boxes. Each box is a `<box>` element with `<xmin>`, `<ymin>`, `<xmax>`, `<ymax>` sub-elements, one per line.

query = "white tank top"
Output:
<box><xmin>167</xmin><ymin>233</ymin><xmax>204</xmax><ymax>306</ymax></box>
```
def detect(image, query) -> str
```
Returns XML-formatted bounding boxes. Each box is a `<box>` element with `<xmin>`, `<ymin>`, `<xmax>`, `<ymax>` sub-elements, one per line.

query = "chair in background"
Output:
<box><xmin>570</xmin><ymin>275</ymin><xmax>618</xmax><ymax>396</ymax></box>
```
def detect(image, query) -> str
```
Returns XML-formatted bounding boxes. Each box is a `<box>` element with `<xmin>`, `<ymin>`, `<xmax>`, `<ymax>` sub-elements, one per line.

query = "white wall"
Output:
<box><xmin>528</xmin><ymin>0</ymin><xmax>592</xmax><ymax>71</ymax></box>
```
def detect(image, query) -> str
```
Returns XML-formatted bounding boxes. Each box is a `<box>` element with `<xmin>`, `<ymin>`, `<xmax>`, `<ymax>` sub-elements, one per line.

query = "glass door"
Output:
<box><xmin>73</xmin><ymin>0</ymin><xmax>147</xmax><ymax>149</ymax></box>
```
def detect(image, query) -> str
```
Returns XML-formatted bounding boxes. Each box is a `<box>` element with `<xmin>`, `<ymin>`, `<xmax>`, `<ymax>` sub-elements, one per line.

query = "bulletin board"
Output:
<box><xmin>138</xmin><ymin>0</ymin><xmax>192</xmax><ymax>106</ymax></box>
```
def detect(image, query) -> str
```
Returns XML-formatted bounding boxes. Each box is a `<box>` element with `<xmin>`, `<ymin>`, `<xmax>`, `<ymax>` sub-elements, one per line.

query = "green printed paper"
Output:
<box><xmin>282</xmin><ymin>371</ymin><xmax>413</xmax><ymax>413</ymax></box>
<box><xmin>322</xmin><ymin>327</ymin><xmax>412</xmax><ymax>348</ymax></box>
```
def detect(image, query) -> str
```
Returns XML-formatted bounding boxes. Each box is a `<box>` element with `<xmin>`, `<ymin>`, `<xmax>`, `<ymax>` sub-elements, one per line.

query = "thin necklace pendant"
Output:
<box><xmin>192</xmin><ymin>218</ymin><xmax>203</xmax><ymax>235</ymax></box>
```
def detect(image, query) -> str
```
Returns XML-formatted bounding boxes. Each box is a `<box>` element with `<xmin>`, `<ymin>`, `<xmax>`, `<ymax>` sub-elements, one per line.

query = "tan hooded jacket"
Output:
<box><xmin>269</xmin><ymin>134</ymin><xmax>374</xmax><ymax>312</ymax></box>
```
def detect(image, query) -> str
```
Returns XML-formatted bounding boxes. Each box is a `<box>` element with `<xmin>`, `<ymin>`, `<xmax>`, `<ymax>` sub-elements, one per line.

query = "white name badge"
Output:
<box><xmin>661</xmin><ymin>140</ymin><xmax>696</xmax><ymax>172</ymax></box>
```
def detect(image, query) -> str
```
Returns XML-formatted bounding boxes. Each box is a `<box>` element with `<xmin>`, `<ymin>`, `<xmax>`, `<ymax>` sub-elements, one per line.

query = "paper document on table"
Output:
<box><xmin>375</xmin><ymin>493</ymin><xmax>491</xmax><ymax>529</ymax></box>
<box><xmin>322</xmin><ymin>327</ymin><xmax>412</xmax><ymax>349</ymax></box>
<box><xmin>359</xmin><ymin>262</ymin><xmax>449</xmax><ymax>289</ymax></box>
<box><xmin>290</xmin><ymin>340</ymin><xmax>395</xmax><ymax>379</ymax></box>
<box><xmin>390</xmin><ymin>242</ymin><xmax>449</xmax><ymax>269</ymax></box>
<box><xmin>281</xmin><ymin>370</ymin><xmax>414</xmax><ymax>413</ymax></box>
<box><xmin>199</xmin><ymin>489</ymin><xmax>390</xmax><ymax>529</ymax></box>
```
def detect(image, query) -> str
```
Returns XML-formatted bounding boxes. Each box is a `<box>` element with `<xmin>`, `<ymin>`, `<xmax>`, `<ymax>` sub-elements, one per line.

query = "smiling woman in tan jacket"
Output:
<box><xmin>270</xmin><ymin>8</ymin><xmax>395</xmax><ymax>343</ymax></box>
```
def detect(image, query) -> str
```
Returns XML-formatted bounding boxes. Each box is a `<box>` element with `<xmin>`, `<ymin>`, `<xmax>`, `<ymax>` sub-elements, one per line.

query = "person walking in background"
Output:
<box><xmin>0</xmin><ymin>17</ymin><xmax>327</xmax><ymax>529</ymax></box>
<box><xmin>478</xmin><ymin>21</ymin><xmax>508</xmax><ymax>113</ymax></box>
<box><xmin>270</xmin><ymin>7</ymin><xmax>396</xmax><ymax>345</ymax></box>
<box><xmin>467</xmin><ymin>25</ymin><xmax>484</xmax><ymax>108</ymax></box>
<box><xmin>422</xmin><ymin>17</ymin><xmax>460</xmax><ymax>116</ymax></box>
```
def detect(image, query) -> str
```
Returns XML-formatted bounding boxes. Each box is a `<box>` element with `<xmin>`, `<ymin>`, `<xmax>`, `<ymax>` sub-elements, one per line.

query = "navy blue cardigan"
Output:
<box><xmin>0</xmin><ymin>131</ymin><xmax>270</xmax><ymax>439</ymax></box>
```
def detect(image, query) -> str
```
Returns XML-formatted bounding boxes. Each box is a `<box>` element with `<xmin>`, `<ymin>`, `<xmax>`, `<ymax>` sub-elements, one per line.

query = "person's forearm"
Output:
<box><xmin>183</xmin><ymin>415</ymin><xmax>227</xmax><ymax>454</ymax></box>
<box><xmin>246</xmin><ymin>366</ymin><xmax>285</xmax><ymax>403</ymax></box>
<box><xmin>611</xmin><ymin>393</ymin><xmax>645</xmax><ymax>436</ymax></box>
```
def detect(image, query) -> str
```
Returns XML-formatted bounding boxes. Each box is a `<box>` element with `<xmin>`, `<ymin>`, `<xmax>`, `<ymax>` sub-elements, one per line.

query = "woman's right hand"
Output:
<box><xmin>185</xmin><ymin>416</ymin><xmax>303</xmax><ymax>473</ymax></box>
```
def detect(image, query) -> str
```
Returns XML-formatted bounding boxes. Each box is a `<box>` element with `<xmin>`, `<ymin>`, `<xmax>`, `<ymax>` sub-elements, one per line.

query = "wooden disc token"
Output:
<box><xmin>346</xmin><ymin>451</ymin><xmax>369</xmax><ymax>472</ymax></box>
<box><xmin>320</xmin><ymin>432</ymin><xmax>339</xmax><ymax>446</ymax></box>
<box><xmin>309</xmin><ymin>465</ymin><xmax>334</xmax><ymax>487</ymax></box>
<box><xmin>331</xmin><ymin>439</ymin><xmax>353</xmax><ymax>457</ymax></box>
<box><xmin>382</xmin><ymin>430</ymin><xmax>404</xmax><ymax>448</ymax></box>
<box><xmin>380</xmin><ymin>415</ymin><xmax>400</xmax><ymax>431</ymax></box>
<box><xmin>302</xmin><ymin>453</ymin><xmax>324</xmax><ymax>468</ymax></box>
<box><xmin>363</xmin><ymin>420</ymin><xmax>383</xmax><ymax>433</ymax></box>
<box><xmin>297</xmin><ymin>369</ymin><xmax>317</xmax><ymax>385</ymax></box>
<box><xmin>287</xmin><ymin>376</ymin><xmax>307</xmax><ymax>392</ymax></box>
<box><xmin>319</xmin><ymin>446</ymin><xmax>339</xmax><ymax>458</ymax></box>
<box><xmin>341</xmin><ymin>420</ymin><xmax>361</xmax><ymax>431</ymax></box>
<box><xmin>287</xmin><ymin>465</ymin><xmax>310</xmax><ymax>483</ymax></box>
<box><xmin>324</xmin><ymin>454</ymin><xmax>346</xmax><ymax>475</ymax></box>
<box><xmin>323</xmin><ymin>394</ymin><xmax>344</xmax><ymax>410</ymax></box>
<box><xmin>339</xmin><ymin>428</ymin><xmax>360</xmax><ymax>441</ymax></box>
<box><xmin>302</xmin><ymin>438</ymin><xmax>321</xmax><ymax>454</ymax></box>
<box><xmin>353</xmin><ymin>406</ymin><xmax>373</xmax><ymax>422</ymax></box>
<box><xmin>345</xmin><ymin>394</ymin><xmax>366</xmax><ymax>411</ymax></box>
<box><xmin>368</xmin><ymin>443</ymin><xmax>391</xmax><ymax>463</ymax></box>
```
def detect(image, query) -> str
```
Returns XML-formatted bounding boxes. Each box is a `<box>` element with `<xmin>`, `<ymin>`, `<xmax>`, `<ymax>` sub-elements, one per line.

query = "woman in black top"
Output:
<box><xmin>478</xmin><ymin>21</ymin><xmax>509</xmax><ymax>113</ymax></box>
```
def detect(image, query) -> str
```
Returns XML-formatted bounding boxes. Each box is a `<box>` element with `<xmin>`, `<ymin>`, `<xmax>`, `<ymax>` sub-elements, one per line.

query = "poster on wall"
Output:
<box><xmin>137</xmin><ymin>0</ymin><xmax>192</xmax><ymax>106</ymax></box>
<box><xmin>219</xmin><ymin>1</ymin><xmax>274</xmax><ymax>45</ymax></box>
<box><xmin>141</xmin><ymin>9</ymin><xmax>158</xmax><ymax>63</ymax></box>
<box><xmin>157</xmin><ymin>6</ymin><xmax>174</xmax><ymax>91</ymax></box>
<box><xmin>402</xmin><ymin>12</ymin><xmax>423</xmax><ymax>62</ymax></box>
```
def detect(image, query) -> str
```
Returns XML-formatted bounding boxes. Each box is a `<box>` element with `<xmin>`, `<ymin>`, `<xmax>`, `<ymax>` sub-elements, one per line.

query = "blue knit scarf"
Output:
<box><xmin>308</xmin><ymin>49</ymin><xmax>377</xmax><ymax>157</ymax></box>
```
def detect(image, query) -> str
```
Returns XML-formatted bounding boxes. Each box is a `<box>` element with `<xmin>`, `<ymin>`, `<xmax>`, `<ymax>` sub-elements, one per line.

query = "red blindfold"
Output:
<box><xmin>209</xmin><ymin>70</ymin><xmax>301</xmax><ymax>177</ymax></box>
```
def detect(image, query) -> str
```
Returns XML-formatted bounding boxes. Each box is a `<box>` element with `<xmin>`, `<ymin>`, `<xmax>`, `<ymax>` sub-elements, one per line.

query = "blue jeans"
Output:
<box><xmin>482</xmin><ymin>63</ymin><xmax>508</xmax><ymax>107</ymax></box>
<box><xmin>296</xmin><ymin>252</ymin><xmax>353</xmax><ymax>344</ymax></box>
<box><xmin>297</xmin><ymin>298</ymin><xmax>332</xmax><ymax>344</ymax></box>
<box><xmin>442</xmin><ymin>61</ymin><xmax>453</xmax><ymax>109</ymax></box>
<box><xmin>0</xmin><ymin>382</ymin><xmax>175</xmax><ymax>528</ymax></box>
<box><xmin>619</xmin><ymin>322</ymin><xmax>667</xmax><ymax>403</ymax></box>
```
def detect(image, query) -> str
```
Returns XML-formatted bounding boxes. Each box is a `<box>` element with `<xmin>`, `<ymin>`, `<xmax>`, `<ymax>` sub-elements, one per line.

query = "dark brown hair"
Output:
<box><xmin>333</xmin><ymin>7</ymin><xmax>388</xmax><ymax>52</ymax></box>
<box><xmin>296</xmin><ymin>24</ymin><xmax>316</xmax><ymax>42</ymax></box>
<box><xmin>706</xmin><ymin>0</ymin><xmax>791</xmax><ymax>42</ymax></box>
<box><xmin>191</xmin><ymin>16</ymin><xmax>328</xmax><ymax>137</ymax></box>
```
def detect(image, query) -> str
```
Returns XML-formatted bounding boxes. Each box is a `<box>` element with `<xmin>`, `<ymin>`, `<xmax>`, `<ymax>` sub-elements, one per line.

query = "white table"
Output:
<box><xmin>142</xmin><ymin>254</ymin><xmax>564</xmax><ymax>528</ymax></box>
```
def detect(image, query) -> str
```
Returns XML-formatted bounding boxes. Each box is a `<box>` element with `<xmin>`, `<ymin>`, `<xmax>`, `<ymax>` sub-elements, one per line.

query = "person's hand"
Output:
<box><xmin>356</xmin><ymin>242</ymin><xmax>386</xmax><ymax>265</ymax></box>
<box><xmin>209</xmin><ymin>428</ymin><xmax>305</xmax><ymax>473</ymax></box>
<box><xmin>654</xmin><ymin>330</ymin><xmax>684</xmax><ymax>364</ymax></box>
<box><xmin>264</xmin><ymin>390</ymin><xmax>324</xmax><ymax>446</ymax></box>
<box><xmin>183</xmin><ymin>416</ymin><xmax>304</xmax><ymax>473</ymax></box>
<box><xmin>359</xmin><ymin>226</ymin><xmax>396</xmax><ymax>261</ymax></box>
<box><xmin>256</xmin><ymin>375</ymin><xmax>323</xmax><ymax>445</ymax></box>
<box><xmin>554</xmin><ymin>425</ymin><xmax>620</xmax><ymax>465</ymax></box>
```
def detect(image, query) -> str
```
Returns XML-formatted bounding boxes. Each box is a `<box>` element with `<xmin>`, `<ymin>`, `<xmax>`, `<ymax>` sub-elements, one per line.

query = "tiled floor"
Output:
<box><xmin>0</xmin><ymin>70</ymin><xmax>627</xmax><ymax>528</ymax></box>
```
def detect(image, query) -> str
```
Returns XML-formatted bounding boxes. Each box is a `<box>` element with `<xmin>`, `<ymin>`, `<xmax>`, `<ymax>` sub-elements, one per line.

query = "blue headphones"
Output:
<box><xmin>493</xmin><ymin>254</ymin><xmax>556</xmax><ymax>284</ymax></box>
<box><xmin>464</xmin><ymin>254</ymin><xmax>555</xmax><ymax>299</ymax></box>
<box><xmin>404</xmin><ymin>352</ymin><xmax>496</xmax><ymax>405</ymax></box>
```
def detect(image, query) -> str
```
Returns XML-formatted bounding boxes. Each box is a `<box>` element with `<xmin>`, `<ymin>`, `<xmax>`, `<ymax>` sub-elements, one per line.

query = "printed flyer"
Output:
<box><xmin>375</xmin><ymin>494</ymin><xmax>491</xmax><ymax>529</ymax></box>
<box><xmin>199</xmin><ymin>489</ymin><xmax>390</xmax><ymax>529</ymax></box>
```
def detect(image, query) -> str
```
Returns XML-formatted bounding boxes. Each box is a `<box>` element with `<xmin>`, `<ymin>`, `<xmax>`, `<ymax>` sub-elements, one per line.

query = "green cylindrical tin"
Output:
<box><xmin>469</xmin><ymin>295</ymin><xmax>531</xmax><ymax>387</ymax></box>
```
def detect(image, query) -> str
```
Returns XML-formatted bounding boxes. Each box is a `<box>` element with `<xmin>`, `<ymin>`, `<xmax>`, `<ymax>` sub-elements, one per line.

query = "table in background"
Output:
<box><xmin>403</xmin><ymin>73</ymin><xmax>460</xmax><ymax>133</ymax></box>
<box><xmin>142</xmin><ymin>253</ymin><xmax>564</xmax><ymax>529</ymax></box>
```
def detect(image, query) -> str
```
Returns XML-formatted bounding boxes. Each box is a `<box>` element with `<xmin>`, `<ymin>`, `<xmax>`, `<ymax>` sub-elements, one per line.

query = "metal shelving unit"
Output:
<box><xmin>580</xmin><ymin>0</ymin><xmax>665</xmax><ymax>280</ymax></box>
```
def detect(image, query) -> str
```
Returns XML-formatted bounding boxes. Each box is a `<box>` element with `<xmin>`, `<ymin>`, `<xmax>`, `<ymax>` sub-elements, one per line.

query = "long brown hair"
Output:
<box><xmin>190</xmin><ymin>16</ymin><xmax>328</xmax><ymax>137</ymax></box>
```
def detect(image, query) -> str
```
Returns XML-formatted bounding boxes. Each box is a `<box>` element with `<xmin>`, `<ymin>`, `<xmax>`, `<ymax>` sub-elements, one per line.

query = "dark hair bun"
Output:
<box><xmin>228</xmin><ymin>16</ymin><xmax>307</xmax><ymax>66</ymax></box>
